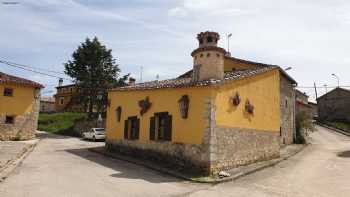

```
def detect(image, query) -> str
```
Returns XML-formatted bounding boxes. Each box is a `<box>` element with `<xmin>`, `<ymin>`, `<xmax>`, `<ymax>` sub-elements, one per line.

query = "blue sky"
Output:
<box><xmin>1</xmin><ymin>0</ymin><xmax>350</xmax><ymax>100</ymax></box>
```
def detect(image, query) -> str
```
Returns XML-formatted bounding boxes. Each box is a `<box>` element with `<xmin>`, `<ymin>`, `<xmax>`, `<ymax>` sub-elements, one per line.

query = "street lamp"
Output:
<box><xmin>284</xmin><ymin>67</ymin><xmax>292</xmax><ymax>71</ymax></box>
<box><xmin>331</xmin><ymin>74</ymin><xmax>340</xmax><ymax>87</ymax></box>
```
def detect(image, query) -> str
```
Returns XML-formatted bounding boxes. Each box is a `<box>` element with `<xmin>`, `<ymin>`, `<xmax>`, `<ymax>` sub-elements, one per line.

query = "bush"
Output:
<box><xmin>38</xmin><ymin>112</ymin><xmax>87</xmax><ymax>136</ymax></box>
<box><xmin>295</xmin><ymin>111</ymin><xmax>315</xmax><ymax>144</ymax></box>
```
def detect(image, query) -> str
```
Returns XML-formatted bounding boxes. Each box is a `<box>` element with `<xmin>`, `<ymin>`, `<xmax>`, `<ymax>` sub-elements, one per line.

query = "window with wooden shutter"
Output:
<box><xmin>150</xmin><ymin>117</ymin><xmax>155</xmax><ymax>140</ymax></box>
<box><xmin>150</xmin><ymin>112</ymin><xmax>172</xmax><ymax>141</ymax></box>
<box><xmin>3</xmin><ymin>88</ymin><xmax>13</xmax><ymax>96</ymax></box>
<box><xmin>124</xmin><ymin>120</ymin><xmax>129</xmax><ymax>139</ymax></box>
<box><xmin>124</xmin><ymin>116</ymin><xmax>140</xmax><ymax>140</ymax></box>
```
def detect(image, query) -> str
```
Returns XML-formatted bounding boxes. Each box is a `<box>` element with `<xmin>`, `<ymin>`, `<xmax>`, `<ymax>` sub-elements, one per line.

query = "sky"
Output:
<box><xmin>1</xmin><ymin>0</ymin><xmax>350</xmax><ymax>101</ymax></box>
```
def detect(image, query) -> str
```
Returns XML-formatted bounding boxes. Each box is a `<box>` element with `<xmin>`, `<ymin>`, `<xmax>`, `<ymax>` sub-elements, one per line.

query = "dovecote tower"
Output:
<box><xmin>191</xmin><ymin>31</ymin><xmax>226</xmax><ymax>81</ymax></box>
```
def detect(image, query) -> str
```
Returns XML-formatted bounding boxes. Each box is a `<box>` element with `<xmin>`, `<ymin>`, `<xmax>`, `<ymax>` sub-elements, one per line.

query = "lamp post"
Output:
<box><xmin>331</xmin><ymin>73</ymin><xmax>340</xmax><ymax>87</ymax></box>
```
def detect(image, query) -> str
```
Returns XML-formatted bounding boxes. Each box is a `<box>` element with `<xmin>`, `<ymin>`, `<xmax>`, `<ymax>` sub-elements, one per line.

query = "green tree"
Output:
<box><xmin>64</xmin><ymin>37</ymin><xmax>128</xmax><ymax>116</ymax></box>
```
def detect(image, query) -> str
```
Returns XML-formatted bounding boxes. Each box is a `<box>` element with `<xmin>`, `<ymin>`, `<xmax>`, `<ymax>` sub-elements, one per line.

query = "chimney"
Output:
<box><xmin>191</xmin><ymin>31</ymin><xmax>226</xmax><ymax>81</ymax></box>
<box><xmin>58</xmin><ymin>78</ymin><xmax>63</xmax><ymax>87</ymax></box>
<box><xmin>128</xmin><ymin>77</ymin><xmax>136</xmax><ymax>86</ymax></box>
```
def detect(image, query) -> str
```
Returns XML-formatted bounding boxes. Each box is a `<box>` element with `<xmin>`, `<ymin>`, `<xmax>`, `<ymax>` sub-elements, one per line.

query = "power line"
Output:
<box><xmin>297</xmin><ymin>85</ymin><xmax>350</xmax><ymax>89</ymax></box>
<box><xmin>0</xmin><ymin>61</ymin><xmax>71</xmax><ymax>80</ymax></box>
<box><xmin>0</xmin><ymin>59</ymin><xmax>66</xmax><ymax>75</ymax></box>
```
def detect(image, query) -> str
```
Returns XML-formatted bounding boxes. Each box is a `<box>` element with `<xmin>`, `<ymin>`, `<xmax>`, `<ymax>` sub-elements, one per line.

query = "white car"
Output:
<box><xmin>82</xmin><ymin>128</ymin><xmax>106</xmax><ymax>141</ymax></box>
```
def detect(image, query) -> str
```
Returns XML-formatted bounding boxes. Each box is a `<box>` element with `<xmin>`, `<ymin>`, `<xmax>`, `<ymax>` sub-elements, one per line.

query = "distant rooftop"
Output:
<box><xmin>0</xmin><ymin>72</ymin><xmax>44</xmax><ymax>88</ymax></box>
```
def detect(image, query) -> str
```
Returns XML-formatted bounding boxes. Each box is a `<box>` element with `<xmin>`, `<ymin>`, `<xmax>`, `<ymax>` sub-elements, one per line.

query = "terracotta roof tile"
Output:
<box><xmin>110</xmin><ymin>66</ymin><xmax>277</xmax><ymax>92</ymax></box>
<box><xmin>0</xmin><ymin>72</ymin><xmax>44</xmax><ymax>88</ymax></box>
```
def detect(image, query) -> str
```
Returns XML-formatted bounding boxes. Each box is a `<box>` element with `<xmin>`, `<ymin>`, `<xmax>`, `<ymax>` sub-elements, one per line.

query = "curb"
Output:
<box><xmin>0</xmin><ymin>139</ymin><xmax>40</xmax><ymax>183</ymax></box>
<box><xmin>213</xmin><ymin>144</ymin><xmax>308</xmax><ymax>183</ymax></box>
<box><xmin>317</xmin><ymin>123</ymin><xmax>350</xmax><ymax>137</ymax></box>
<box><xmin>89</xmin><ymin>144</ymin><xmax>307</xmax><ymax>184</ymax></box>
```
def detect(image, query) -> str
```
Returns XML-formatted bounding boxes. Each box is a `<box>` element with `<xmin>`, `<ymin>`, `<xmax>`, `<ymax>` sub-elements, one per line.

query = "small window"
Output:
<box><xmin>216</xmin><ymin>53</ymin><xmax>220</xmax><ymax>58</ymax></box>
<box><xmin>207</xmin><ymin>53</ymin><xmax>210</xmax><ymax>57</ymax></box>
<box><xmin>150</xmin><ymin>112</ymin><xmax>172</xmax><ymax>141</ymax></box>
<box><xmin>200</xmin><ymin>53</ymin><xmax>203</xmax><ymax>57</ymax></box>
<box><xmin>124</xmin><ymin>116</ymin><xmax>140</xmax><ymax>140</ymax></box>
<box><xmin>5</xmin><ymin>116</ymin><xmax>14</xmax><ymax>124</ymax></box>
<box><xmin>285</xmin><ymin>99</ymin><xmax>288</xmax><ymax>108</ymax></box>
<box><xmin>207</xmin><ymin>36</ymin><xmax>213</xmax><ymax>43</ymax></box>
<box><xmin>3</xmin><ymin>88</ymin><xmax>13</xmax><ymax>96</ymax></box>
<box><xmin>59</xmin><ymin>97</ymin><xmax>64</xmax><ymax>105</ymax></box>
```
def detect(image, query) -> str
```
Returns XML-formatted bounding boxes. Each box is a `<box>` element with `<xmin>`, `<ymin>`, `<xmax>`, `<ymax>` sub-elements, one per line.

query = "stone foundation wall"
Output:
<box><xmin>211</xmin><ymin>127</ymin><xmax>280</xmax><ymax>171</ymax></box>
<box><xmin>106</xmin><ymin>139</ymin><xmax>210</xmax><ymax>175</ymax></box>
<box><xmin>0</xmin><ymin>89</ymin><xmax>40</xmax><ymax>141</ymax></box>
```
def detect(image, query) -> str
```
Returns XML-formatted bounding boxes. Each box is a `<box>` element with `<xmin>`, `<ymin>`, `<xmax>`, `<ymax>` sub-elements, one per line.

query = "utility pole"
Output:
<box><xmin>324</xmin><ymin>84</ymin><xmax>328</xmax><ymax>94</ymax></box>
<box><xmin>140</xmin><ymin>66</ymin><xmax>143</xmax><ymax>82</ymax></box>
<box><xmin>314</xmin><ymin>82</ymin><xmax>318</xmax><ymax>100</ymax></box>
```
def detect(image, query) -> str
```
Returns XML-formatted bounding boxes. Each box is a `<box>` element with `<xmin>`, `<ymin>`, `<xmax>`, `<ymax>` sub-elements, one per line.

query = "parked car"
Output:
<box><xmin>82</xmin><ymin>128</ymin><xmax>105</xmax><ymax>141</ymax></box>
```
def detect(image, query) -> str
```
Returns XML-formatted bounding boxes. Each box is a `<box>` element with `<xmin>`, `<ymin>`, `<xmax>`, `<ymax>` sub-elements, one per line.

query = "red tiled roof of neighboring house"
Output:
<box><xmin>297</xmin><ymin>100</ymin><xmax>312</xmax><ymax>108</ymax></box>
<box><xmin>0</xmin><ymin>72</ymin><xmax>44</xmax><ymax>88</ymax></box>
<box><xmin>110</xmin><ymin>66</ymin><xmax>277</xmax><ymax>92</ymax></box>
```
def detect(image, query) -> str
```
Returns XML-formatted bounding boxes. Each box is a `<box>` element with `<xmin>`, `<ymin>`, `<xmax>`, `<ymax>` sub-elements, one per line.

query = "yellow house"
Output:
<box><xmin>106</xmin><ymin>31</ymin><xmax>296</xmax><ymax>175</ymax></box>
<box><xmin>0</xmin><ymin>72</ymin><xmax>43</xmax><ymax>140</ymax></box>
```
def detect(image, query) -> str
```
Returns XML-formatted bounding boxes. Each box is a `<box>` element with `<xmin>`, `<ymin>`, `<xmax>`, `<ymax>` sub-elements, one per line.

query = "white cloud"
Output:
<box><xmin>168</xmin><ymin>7</ymin><xmax>187</xmax><ymax>17</ymax></box>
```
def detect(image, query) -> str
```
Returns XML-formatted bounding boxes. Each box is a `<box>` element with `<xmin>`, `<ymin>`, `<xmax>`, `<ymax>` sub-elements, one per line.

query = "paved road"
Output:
<box><xmin>0</xmin><ymin>126</ymin><xmax>350</xmax><ymax>197</ymax></box>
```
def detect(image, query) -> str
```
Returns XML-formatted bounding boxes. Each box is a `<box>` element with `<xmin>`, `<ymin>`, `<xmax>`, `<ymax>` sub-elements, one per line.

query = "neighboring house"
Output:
<box><xmin>308</xmin><ymin>102</ymin><xmax>318</xmax><ymax>119</ymax></box>
<box><xmin>0</xmin><ymin>72</ymin><xmax>43</xmax><ymax>140</ymax></box>
<box><xmin>106</xmin><ymin>31</ymin><xmax>297</xmax><ymax>175</ymax></box>
<box><xmin>295</xmin><ymin>90</ymin><xmax>312</xmax><ymax>117</ymax></box>
<box><xmin>40</xmin><ymin>97</ymin><xmax>55</xmax><ymax>113</ymax></box>
<box><xmin>317</xmin><ymin>87</ymin><xmax>350</xmax><ymax>123</ymax></box>
<box><xmin>54</xmin><ymin>81</ymin><xmax>84</xmax><ymax>112</ymax></box>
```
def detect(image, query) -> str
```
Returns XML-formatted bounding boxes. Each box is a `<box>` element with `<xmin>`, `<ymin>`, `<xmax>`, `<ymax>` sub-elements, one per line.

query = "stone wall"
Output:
<box><xmin>207</xmin><ymin>97</ymin><xmax>280</xmax><ymax>172</ymax></box>
<box><xmin>280</xmin><ymin>75</ymin><xmax>295</xmax><ymax>145</ymax></box>
<box><xmin>0</xmin><ymin>89</ymin><xmax>40</xmax><ymax>141</ymax></box>
<box><xmin>74</xmin><ymin>118</ymin><xmax>106</xmax><ymax>137</ymax></box>
<box><xmin>106</xmin><ymin>140</ymin><xmax>211</xmax><ymax>175</ymax></box>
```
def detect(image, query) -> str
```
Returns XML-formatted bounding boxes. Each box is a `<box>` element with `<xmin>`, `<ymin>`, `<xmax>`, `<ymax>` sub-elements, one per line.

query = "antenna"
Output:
<box><xmin>227</xmin><ymin>33</ymin><xmax>232</xmax><ymax>54</ymax></box>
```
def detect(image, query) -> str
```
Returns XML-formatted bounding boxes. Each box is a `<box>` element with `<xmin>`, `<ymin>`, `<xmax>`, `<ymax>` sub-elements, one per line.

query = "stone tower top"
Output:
<box><xmin>197</xmin><ymin>31</ymin><xmax>220</xmax><ymax>48</ymax></box>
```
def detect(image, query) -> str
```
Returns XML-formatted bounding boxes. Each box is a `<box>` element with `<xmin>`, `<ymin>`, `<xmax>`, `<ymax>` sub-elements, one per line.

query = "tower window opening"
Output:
<box><xmin>207</xmin><ymin>53</ymin><xmax>210</xmax><ymax>57</ymax></box>
<box><xmin>199</xmin><ymin>38</ymin><xmax>203</xmax><ymax>44</ymax></box>
<box><xmin>207</xmin><ymin>36</ymin><xmax>213</xmax><ymax>43</ymax></box>
<box><xmin>200</xmin><ymin>53</ymin><xmax>203</xmax><ymax>57</ymax></box>
<box><xmin>216</xmin><ymin>53</ymin><xmax>220</xmax><ymax>57</ymax></box>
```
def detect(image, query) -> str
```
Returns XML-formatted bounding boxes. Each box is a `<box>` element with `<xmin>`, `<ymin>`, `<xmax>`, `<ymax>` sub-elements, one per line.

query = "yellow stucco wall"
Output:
<box><xmin>214</xmin><ymin>69</ymin><xmax>280</xmax><ymax>132</ymax></box>
<box><xmin>107</xmin><ymin>87</ymin><xmax>213</xmax><ymax>145</ymax></box>
<box><xmin>224</xmin><ymin>57</ymin><xmax>257</xmax><ymax>72</ymax></box>
<box><xmin>0</xmin><ymin>84</ymin><xmax>35</xmax><ymax>116</ymax></box>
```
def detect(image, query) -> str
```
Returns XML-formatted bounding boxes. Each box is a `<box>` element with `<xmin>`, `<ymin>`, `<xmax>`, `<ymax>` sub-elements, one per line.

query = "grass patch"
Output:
<box><xmin>38</xmin><ymin>112</ymin><xmax>87</xmax><ymax>136</ymax></box>
<box><xmin>326</xmin><ymin>121</ymin><xmax>350</xmax><ymax>132</ymax></box>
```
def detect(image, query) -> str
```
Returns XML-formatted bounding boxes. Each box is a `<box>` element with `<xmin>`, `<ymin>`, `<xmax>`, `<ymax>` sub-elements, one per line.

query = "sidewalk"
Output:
<box><xmin>90</xmin><ymin>143</ymin><xmax>306</xmax><ymax>183</ymax></box>
<box><xmin>0</xmin><ymin>139</ymin><xmax>39</xmax><ymax>182</ymax></box>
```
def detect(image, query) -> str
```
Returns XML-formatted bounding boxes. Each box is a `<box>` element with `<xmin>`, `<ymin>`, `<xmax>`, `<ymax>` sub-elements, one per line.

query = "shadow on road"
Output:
<box><xmin>337</xmin><ymin>151</ymin><xmax>350</xmax><ymax>158</ymax></box>
<box><xmin>65</xmin><ymin>147</ymin><xmax>181</xmax><ymax>183</ymax></box>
